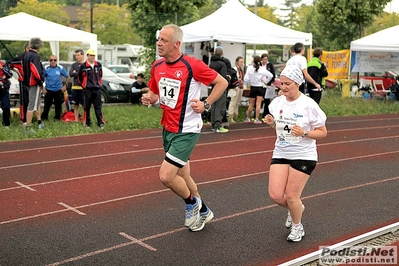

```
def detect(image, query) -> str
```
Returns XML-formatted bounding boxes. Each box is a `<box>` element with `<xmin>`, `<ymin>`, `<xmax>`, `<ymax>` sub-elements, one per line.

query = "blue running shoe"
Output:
<box><xmin>184</xmin><ymin>196</ymin><xmax>202</xmax><ymax>228</ymax></box>
<box><xmin>190</xmin><ymin>206</ymin><xmax>214</xmax><ymax>232</ymax></box>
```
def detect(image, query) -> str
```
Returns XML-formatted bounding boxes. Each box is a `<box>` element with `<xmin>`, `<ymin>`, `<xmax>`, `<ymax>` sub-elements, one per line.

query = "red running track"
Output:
<box><xmin>1</xmin><ymin>114</ymin><xmax>399</xmax><ymax>265</ymax></box>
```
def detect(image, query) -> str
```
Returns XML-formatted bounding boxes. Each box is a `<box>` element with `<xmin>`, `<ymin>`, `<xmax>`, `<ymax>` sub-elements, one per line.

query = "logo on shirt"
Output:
<box><xmin>174</xmin><ymin>70</ymin><xmax>182</xmax><ymax>79</ymax></box>
<box><xmin>293</xmin><ymin>113</ymin><xmax>303</xmax><ymax>118</ymax></box>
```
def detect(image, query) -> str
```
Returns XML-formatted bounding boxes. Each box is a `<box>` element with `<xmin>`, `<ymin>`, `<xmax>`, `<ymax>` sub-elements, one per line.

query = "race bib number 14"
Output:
<box><xmin>159</xmin><ymin>78</ymin><xmax>181</xmax><ymax>109</ymax></box>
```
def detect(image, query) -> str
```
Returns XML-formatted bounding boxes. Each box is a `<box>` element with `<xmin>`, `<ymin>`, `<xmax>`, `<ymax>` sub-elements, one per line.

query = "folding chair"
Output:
<box><xmin>373</xmin><ymin>80</ymin><xmax>390</xmax><ymax>99</ymax></box>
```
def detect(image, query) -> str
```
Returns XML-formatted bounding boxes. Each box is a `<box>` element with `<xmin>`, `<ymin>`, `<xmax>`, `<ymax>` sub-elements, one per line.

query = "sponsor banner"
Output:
<box><xmin>321</xmin><ymin>50</ymin><xmax>350</xmax><ymax>79</ymax></box>
<box><xmin>351</xmin><ymin>51</ymin><xmax>399</xmax><ymax>72</ymax></box>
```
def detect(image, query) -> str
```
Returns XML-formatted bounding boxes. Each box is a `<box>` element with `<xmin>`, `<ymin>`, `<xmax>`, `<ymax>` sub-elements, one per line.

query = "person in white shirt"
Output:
<box><xmin>243</xmin><ymin>55</ymin><xmax>273</xmax><ymax>124</ymax></box>
<box><xmin>286</xmin><ymin>42</ymin><xmax>321</xmax><ymax>94</ymax></box>
<box><xmin>263</xmin><ymin>64</ymin><xmax>327</xmax><ymax>242</ymax></box>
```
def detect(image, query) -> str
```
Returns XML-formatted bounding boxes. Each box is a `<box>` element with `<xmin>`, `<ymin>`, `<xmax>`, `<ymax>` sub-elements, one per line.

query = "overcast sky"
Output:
<box><xmin>243</xmin><ymin>0</ymin><xmax>398</xmax><ymax>15</ymax></box>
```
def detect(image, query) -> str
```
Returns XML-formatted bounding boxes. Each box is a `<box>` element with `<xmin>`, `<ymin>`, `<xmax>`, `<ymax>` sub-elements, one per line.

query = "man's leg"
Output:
<box><xmin>53</xmin><ymin>90</ymin><xmax>63</xmax><ymax>120</ymax></box>
<box><xmin>41</xmin><ymin>92</ymin><xmax>52</xmax><ymax>121</ymax></box>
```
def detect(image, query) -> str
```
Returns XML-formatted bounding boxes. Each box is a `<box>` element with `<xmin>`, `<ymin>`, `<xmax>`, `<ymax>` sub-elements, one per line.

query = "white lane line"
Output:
<box><xmin>1</xmin><ymin>116</ymin><xmax>398</xmax><ymax>155</ymax></box>
<box><xmin>58</xmin><ymin>202</ymin><xmax>86</xmax><ymax>216</ymax></box>
<box><xmin>1</xmin><ymin>134</ymin><xmax>399</xmax><ymax>193</ymax></box>
<box><xmin>0</xmin><ymin>125</ymin><xmax>399</xmax><ymax>170</ymax></box>
<box><xmin>119</xmin><ymin>232</ymin><xmax>157</xmax><ymax>251</ymax></box>
<box><xmin>45</xmin><ymin>174</ymin><xmax>399</xmax><ymax>265</ymax></box>
<box><xmin>15</xmin><ymin>182</ymin><xmax>36</xmax><ymax>191</ymax></box>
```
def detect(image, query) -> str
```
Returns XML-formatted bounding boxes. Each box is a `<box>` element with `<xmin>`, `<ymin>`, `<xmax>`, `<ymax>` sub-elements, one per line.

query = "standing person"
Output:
<box><xmin>78</xmin><ymin>49</ymin><xmax>105</xmax><ymax>128</ymax></box>
<box><xmin>307</xmin><ymin>47</ymin><xmax>328</xmax><ymax>104</ymax></box>
<box><xmin>0</xmin><ymin>52</ymin><xmax>13</xmax><ymax>128</ymax></box>
<box><xmin>209</xmin><ymin>47</ymin><xmax>229</xmax><ymax>133</ymax></box>
<box><xmin>228</xmin><ymin>56</ymin><xmax>244</xmax><ymax>123</ymax></box>
<box><xmin>69</xmin><ymin>49</ymin><xmax>85</xmax><ymax>122</ymax></box>
<box><xmin>130</xmin><ymin>73</ymin><xmax>149</xmax><ymax>104</ymax></box>
<box><xmin>286</xmin><ymin>42</ymin><xmax>321</xmax><ymax>94</ymax></box>
<box><xmin>141</xmin><ymin>24</ymin><xmax>228</xmax><ymax>231</ymax></box>
<box><xmin>9</xmin><ymin>43</ymin><xmax>29</xmax><ymax>124</ymax></box>
<box><xmin>263</xmin><ymin>65</ymin><xmax>327</xmax><ymax>242</ymax></box>
<box><xmin>261</xmin><ymin>53</ymin><xmax>276</xmax><ymax>118</ymax></box>
<box><xmin>243</xmin><ymin>55</ymin><xmax>273</xmax><ymax>124</ymax></box>
<box><xmin>22</xmin><ymin>37</ymin><xmax>44</xmax><ymax>132</ymax></box>
<box><xmin>42</xmin><ymin>55</ymin><xmax>70</xmax><ymax>121</ymax></box>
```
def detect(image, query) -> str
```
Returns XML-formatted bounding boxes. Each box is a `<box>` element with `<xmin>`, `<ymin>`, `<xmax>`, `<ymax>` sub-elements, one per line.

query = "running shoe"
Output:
<box><xmin>215</xmin><ymin>127</ymin><xmax>229</xmax><ymax>133</ymax></box>
<box><xmin>244</xmin><ymin>118</ymin><xmax>251</xmax><ymax>124</ymax></box>
<box><xmin>287</xmin><ymin>223</ymin><xmax>305</xmax><ymax>242</ymax></box>
<box><xmin>285</xmin><ymin>204</ymin><xmax>305</xmax><ymax>228</ymax></box>
<box><xmin>190</xmin><ymin>206</ymin><xmax>214</xmax><ymax>232</ymax></box>
<box><xmin>253</xmin><ymin>118</ymin><xmax>262</xmax><ymax>125</ymax></box>
<box><xmin>184</xmin><ymin>196</ymin><xmax>202</xmax><ymax>228</ymax></box>
<box><xmin>38</xmin><ymin>122</ymin><xmax>44</xmax><ymax>129</ymax></box>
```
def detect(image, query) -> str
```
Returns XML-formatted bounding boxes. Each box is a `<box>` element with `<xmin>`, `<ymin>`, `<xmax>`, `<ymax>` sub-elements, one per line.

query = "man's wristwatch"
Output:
<box><xmin>302</xmin><ymin>130</ymin><xmax>308</xmax><ymax>138</ymax></box>
<box><xmin>203</xmin><ymin>100</ymin><xmax>211</xmax><ymax>111</ymax></box>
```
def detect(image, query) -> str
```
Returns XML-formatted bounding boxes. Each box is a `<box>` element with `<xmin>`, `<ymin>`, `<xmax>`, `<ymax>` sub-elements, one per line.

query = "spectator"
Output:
<box><xmin>0</xmin><ymin>52</ymin><xmax>13</xmax><ymax>128</ymax></box>
<box><xmin>22</xmin><ymin>37</ymin><xmax>44</xmax><ymax>133</ymax></box>
<box><xmin>141</xmin><ymin>24</ymin><xmax>227</xmax><ymax>232</ymax></box>
<box><xmin>130</xmin><ymin>73</ymin><xmax>149</xmax><ymax>104</ymax></box>
<box><xmin>227</xmin><ymin>56</ymin><xmax>244</xmax><ymax>123</ymax></box>
<box><xmin>286</xmin><ymin>42</ymin><xmax>321</xmax><ymax>94</ymax></box>
<box><xmin>69</xmin><ymin>49</ymin><xmax>85</xmax><ymax>122</ymax></box>
<box><xmin>42</xmin><ymin>55</ymin><xmax>70</xmax><ymax>121</ymax></box>
<box><xmin>307</xmin><ymin>47</ymin><xmax>328</xmax><ymax>104</ymax></box>
<box><xmin>261</xmin><ymin>53</ymin><xmax>276</xmax><ymax>117</ymax></box>
<box><xmin>209</xmin><ymin>47</ymin><xmax>229</xmax><ymax>133</ymax></box>
<box><xmin>78</xmin><ymin>49</ymin><xmax>105</xmax><ymax>128</ymax></box>
<box><xmin>244</xmin><ymin>55</ymin><xmax>273</xmax><ymax>124</ymax></box>
<box><xmin>263</xmin><ymin>64</ymin><xmax>327</xmax><ymax>242</ymax></box>
<box><xmin>9</xmin><ymin>43</ymin><xmax>29</xmax><ymax>124</ymax></box>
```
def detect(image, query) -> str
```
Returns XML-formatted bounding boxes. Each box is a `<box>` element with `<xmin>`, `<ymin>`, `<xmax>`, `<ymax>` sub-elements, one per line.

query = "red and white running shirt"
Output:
<box><xmin>148</xmin><ymin>54</ymin><xmax>218</xmax><ymax>133</ymax></box>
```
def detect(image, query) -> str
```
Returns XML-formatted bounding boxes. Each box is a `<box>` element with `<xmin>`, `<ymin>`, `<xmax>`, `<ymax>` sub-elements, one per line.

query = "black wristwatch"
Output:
<box><xmin>203</xmin><ymin>100</ymin><xmax>211</xmax><ymax>111</ymax></box>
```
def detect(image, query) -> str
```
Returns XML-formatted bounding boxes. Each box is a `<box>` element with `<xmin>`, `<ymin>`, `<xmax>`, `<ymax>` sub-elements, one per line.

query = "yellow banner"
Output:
<box><xmin>320</xmin><ymin>50</ymin><xmax>350</xmax><ymax>79</ymax></box>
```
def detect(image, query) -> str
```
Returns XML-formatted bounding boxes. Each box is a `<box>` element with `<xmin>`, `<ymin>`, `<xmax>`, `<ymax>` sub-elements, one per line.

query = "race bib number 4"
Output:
<box><xmin>159</xmin><ymin>78</ymin><xmax>181</xmax><ymax>109</ymax></box>
<box><xmin>275</xmin><ymin>117</ymin><xmax>300</xmax><ymax>145</ymax></box>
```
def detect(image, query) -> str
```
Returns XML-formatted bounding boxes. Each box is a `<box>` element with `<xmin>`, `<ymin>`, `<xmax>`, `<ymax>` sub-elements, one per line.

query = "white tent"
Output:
<box><xmin>350</xmin><ymin>25</ymin><xmax>399</xmax><ymax>72</ymax></box>
<box><xmin>350</xmin><ymin>25</ymin><xmax>399</xmax><ymax>52</ymax></box>
<box><xmin>0</xmin><ymin>12</ymin><xmax>97</xmax><ymax>58</ymax></box>
<box><xmin>180</xmin><ymin>0</ymin><xmax>312</xmax><ymax>45</ymax></box>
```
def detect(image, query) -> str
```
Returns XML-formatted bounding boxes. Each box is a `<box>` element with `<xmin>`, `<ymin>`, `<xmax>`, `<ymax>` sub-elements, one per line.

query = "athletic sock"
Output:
<box><xmin>184</xmin><ymin>194</ymin><xmax>196</xmax><ymax>205</ymax></box>
<box><xmin>200</xmin><ymin>202</ymin><xmax>207</xmax><ymax>213</ymax></box>
<box><xmin>38</xmin><ymin>120</ymin><xmax>42</xmax><ymax>125</ymax></box>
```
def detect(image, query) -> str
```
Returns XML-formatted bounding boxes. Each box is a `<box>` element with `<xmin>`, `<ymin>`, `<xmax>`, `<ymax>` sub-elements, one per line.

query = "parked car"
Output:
<box><xmin>43</xmin><ymin>61</ymin><xmax>135</xmax><ymax>103</ymax></box>
<box><xmin>9</xmin><ymin>70</ymin><xmax>20</xmax><ymax>106</ymax></box>
<box><xmin>107</xmin><ymin>64</ymin><xmax>135</xmax><ymax>80</ymax></box>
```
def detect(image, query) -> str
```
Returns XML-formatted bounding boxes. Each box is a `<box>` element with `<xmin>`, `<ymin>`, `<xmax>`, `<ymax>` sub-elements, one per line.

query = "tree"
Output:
<box><xmin>77</xmin><ymin>3</ymin><xmax>142</xmax><ymax>45</ymax></box>
<box><xmin>366</xmin><ymin>11</ymin><xmax>399</xmax><ymax>35</ymax></box>
<box><xmin>315</xmin><ymin>0</ymin><xmax>391</xmax><ymax>50</ymax></box>
<box><xmin>127</xmin><ymin>0</ymin><xmax>210</xmax><ymax>67</ymax></box>
<box><xmin>280</xmin><ymin>0</ymin><xmax>302</xmax><ymax>28</ymax></box>
<box><xmin>9</xmin><ymin>0</ymin><xmax>70</xmax><ymax>25</ymax></box>
<box><xmin>0</xmin><ymin>0</ymin><xmax>19</xmax><ymax>17</ymax></box>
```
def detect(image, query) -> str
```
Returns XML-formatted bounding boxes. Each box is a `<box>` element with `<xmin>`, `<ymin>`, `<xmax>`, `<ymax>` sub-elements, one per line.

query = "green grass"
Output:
<box><xmin>1</xmin><ymin>89</ymin><xmax>398</xmax><ymax>142</ymax></box>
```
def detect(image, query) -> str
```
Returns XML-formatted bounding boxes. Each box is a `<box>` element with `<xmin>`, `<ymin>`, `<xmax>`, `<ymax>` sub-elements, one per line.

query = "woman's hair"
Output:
<box><xmin>235</xmin><ymin>56</ymin><xmax>243</xmax><ymax>63</ymax></box>
<box><xmin>253</xmin><ymin>55</ymin><xmax>261</xmax><ymax>72</ymax></box>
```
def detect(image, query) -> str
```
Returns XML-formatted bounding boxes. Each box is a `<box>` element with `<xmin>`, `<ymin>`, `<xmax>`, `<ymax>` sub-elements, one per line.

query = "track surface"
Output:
<box><xmin>1</xmin><ymin>114</ymin><xmax>399</xmax><ymax>266</ymax></box>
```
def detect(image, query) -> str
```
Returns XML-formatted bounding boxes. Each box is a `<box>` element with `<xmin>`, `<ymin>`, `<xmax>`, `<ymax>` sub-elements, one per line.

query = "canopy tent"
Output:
<box><xmin>350</xmin><ymin>25</ymin><xmax>399</xmax><ymax>52</ymax></box>
<box><xmin>0</xmin><ymin>12</ymin><xmax>97</xmax><ymax>59</ymax></box>
<box><xmin>350</xmin><ymin>25</ymin><xmax>399</xmax><ymax>72</ymax></box>
<box><xmin>180</xmin><ymin>0</ymin><xmax>312</xmax><ymax>45</ymax></box>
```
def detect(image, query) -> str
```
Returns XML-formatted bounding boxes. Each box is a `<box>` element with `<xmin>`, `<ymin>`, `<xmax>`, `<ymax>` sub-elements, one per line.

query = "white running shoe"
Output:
<box><xmin>285</xmin><ymin>204</ymin><xmax>305</xmax><ymax>228</ymax></box>
<box><xmin>190</xmin><ymin>206</ymin><xmax>214</xmax><ymax>232</ymax></box>
<box><xmin>184</xmin><ymin>196</ymin><xmax>202</xmax><ymax>228</ymax></box>
<box><xmin>244</xmin><ymin>118</ymin><xmax>251</xmax><ymax>124</ymax></box>
<box><xmin>287</xmin><ymin>223</ymin><xmax>305</xmax><ymax>242</ymax></box>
